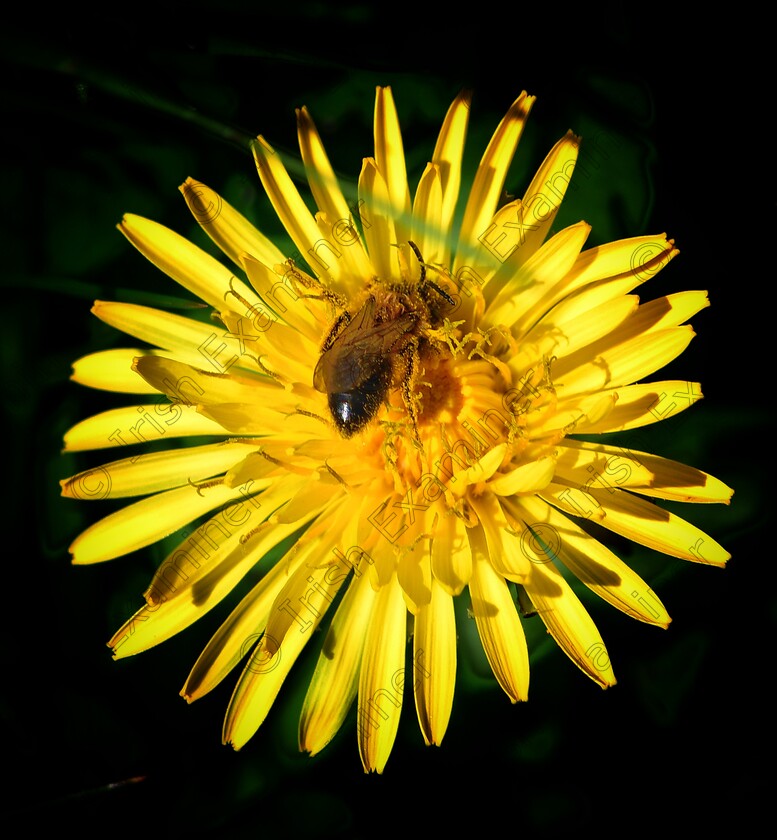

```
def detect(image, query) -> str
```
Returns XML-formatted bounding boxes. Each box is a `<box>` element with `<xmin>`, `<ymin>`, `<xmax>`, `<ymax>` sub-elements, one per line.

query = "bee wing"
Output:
<box><xmin>313</xmin><ymin>355</ymin><xmax>330</xmax><ymax>392</ymax></box>
<box><xmin>315</xmin><ymin>344</ymin><xmax>383</xmax><ymax>393</ymax></box>
<box><xmin>313</xmin><ymin>300</ymin><xmax>375</xmax><ymax>392</ymax></box>
<box><xmin>314</xmin><ymin>301</ymin><xmax>417</xmax><ymax>393</ymax></box>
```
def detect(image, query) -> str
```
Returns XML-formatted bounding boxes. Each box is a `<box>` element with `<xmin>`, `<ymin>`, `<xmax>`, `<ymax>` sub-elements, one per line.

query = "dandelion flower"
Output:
<box><xmin>61</xmin><ymin>87</ymin><xmax>733</xmax><ymax>773</ymax></box>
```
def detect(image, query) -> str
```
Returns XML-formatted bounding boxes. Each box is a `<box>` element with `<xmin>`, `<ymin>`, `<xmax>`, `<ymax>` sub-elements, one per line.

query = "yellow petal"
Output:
<box><xmin>374</xmin><ymin>86</ymin><xmax>412</xmax><ymax>244</ymax></box>
<box><xmin>296</xmin><ymin>108</ymin><xmax>353</xmax><ymax>231</ymax></box>
<box><xmin>563</xmin><ymin>233</ymin><xmax>678</xmax><ymax>293</ymax></box>
<box><xmin>119</xmin><ymin>214</ymin><xmax>263</xmax><ymax>311</ymax></box>
<box><xmin>457</xmin><ymin>91</ymin><xmax>535</xmax><ymax>264</ymax></box>
<box><xmin>552</xmin><ymin>292</ymin><xmax>708</xmax><ymax>387</ymax></box>
<box><xmin>526</xmin><ymin>391</ymin><xmax>617</xmax><ymax>438</ymax></box>
<box><xmin>182</xmin><ymin>551</ymin><xmax>298</xmax><ymax>702</ymax></box>
<box><xmin>240</xmin><ymin>252</ymin><xmax>325</xmax><ymax>344</ymax></box>
<box><xmin>431</xmin><ymin>512</ymin><xmax>472</xmax><ymax>595</ymax></box>
<box><xmin>397</xmin><ymin>540</ymin><xmax>432</xmax><ymax>614</ymax></box>
<box><xmin>70</xmin><ymin>479</ymin><xmax>249</xmax><ymax>564</ymax></box>
<box><xmin>61</xmin><ymin>441</ymin><xmax>259</xmax><ymax>500</ymax></box>
<box><xmin>62</xmin><ymin>404</ymin><xmax>226</xmax><ymax>453</ymax></box>
<box><xmin>252</xmin><ymin>136</ymin><xmax>343</xmax><ymax>290</ymax></box>
<box><xmin>296</xmin><ymin>107</ymin><xmax>375</xmax><ymax>285</ymax></box>
<box><xmin>300</xmin><ymin>563</ymin><xmax>376</xmax><ymax>755</ymax></box>
<box><xmin>222</xmin><ymin>551</ymin><xmax>342</xmax><ymax>751</ymax></box>
<box><xmin>522</xmin><ymin>558</ymin><xmax>617</xmax><ymax>688</ymax></box>
<box><xmin>554</xmin><ymin>439</ymin><xmax>734</xmax><ymax>504</ymax></box>
<box><xmin>542</xmin><ymin>483</ymin><xmax>730</xmax><ymax>565</ymax></box>
<box><xmin>467</xmin><ymin>524</ymin><xmax>529</xmax><ymax>702</ymax></box>
<box><xmin>430</xmin><ymin>90</ymin><xmax>470</xmax><ymax>243</ymax></box>
<box><xmin>216</xmin><ymin>309</ymin><xmax>315</xmax><ymax>385</ymax></box>
<box><xmin>480</xmin><ymin>131</ymin><xmax>581</xmax><ymax>288</ymax></box>
<box><xmin>110</xmin><ymin>480</ymin><xmax>317</xmax><ymax>657</ymax></box>
<box><xmin>260</xmin><ymin>528</ymin><xmax>344</xmax><ymax>649</ymax></box>
<box><xmin>413</xmin><ymin>578</ymin><xmax>456</xmax><ymax>746</ymax></box>
<box><xmin>91</xmin><ymin>300</ymin><xmax>267</xmax><ymax>376</ymax></box>
<box><xmin>180</xmin><ymin>177</ymin><xmax>286</xmax><ymax>269</ymax></box>
<box><xmin>357</xmin><ymin>575</ymin><xmax>407</xmax><ymax>773</ymax></box>
<box><xmin>507</xmin><ymin>494</ymin><xmax>671</xmax><ymax>627</ymax></box>
<box><xmin>579</xmin><ymin>381</ymin><xmax>703</xmax><ymax>434</ymax></box>
<box><xmin>358</xmin><ymin>157</ymin><xmax>398</xmax><ymax>282</ymax></box>
<box><xmin>71</xmin><ymin>348</ymin><xmax>161</xmax><ymax>393</ymax></box>
<box><xmin>487</xmin><ymin>456</ymin><xmax>557</xmax><ymax>496</ymax></box>
<box><xmin>451</xmin><ymin>442</ymin><xmax>507</xmax><ymax>491</ymax></box>
<box><xmin>485</xmin><ymin>221</ymin><xmax>591</xmax><ymax>335</ymax></box>
<box><xmin>198</xmin><ymin>401</ymin><xmax>325</xmax><ymax>437</ymax></box>
<box><xmin>513</xmin><ymin>130</ymin><xmax>580</xmax><ymax>263</ymax></box>
<box><xmin>366</xmin><ymin>533</ymin><xmax>399</xmax><ymax>590</ymax></box>
<box><xmin>628</xmin><ymin>290</ymin><xmax>709</xmax><ymax>333</ymax></box>
<box><xmin>471</xmin><ymin>493</ymin><xmax>531</xmax><ymax>583</ymax></box>
<box><xmin>554</xmin><ymin>326</ymin><xmax>695</xmax><ymax>395</ymax></box>
<box><xmin>411</xmin><ymin>163</ymin><xmax>444</xmax><ymax>266</ymax></box>
<box><xmin>510</xmin><ymin>295</ymin><xmax>638</xmax><ymax>373</ymax></box>
<box><xmin>132</xmin><ymin>355</ymin><xmax>273</xmax><ymax>407</ymax></box>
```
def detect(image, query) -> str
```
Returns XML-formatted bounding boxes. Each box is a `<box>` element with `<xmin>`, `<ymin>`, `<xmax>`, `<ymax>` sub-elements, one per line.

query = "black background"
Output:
<box><xmin>1</xmin><ymin>6</ymin><xmax>772</xmax><ymax>837</ymax></box>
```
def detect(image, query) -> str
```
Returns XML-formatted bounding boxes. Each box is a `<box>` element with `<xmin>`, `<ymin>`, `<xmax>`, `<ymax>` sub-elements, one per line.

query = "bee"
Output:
<box><xmin>313</xmin><ymin>242</ymin><xmax>456</xmax><ymax>438</ymax></box>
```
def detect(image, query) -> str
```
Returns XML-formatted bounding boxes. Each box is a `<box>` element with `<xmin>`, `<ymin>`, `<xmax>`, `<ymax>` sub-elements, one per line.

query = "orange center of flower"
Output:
<box><xmin>416</xmin><ymin>355</ymin><xmax>464</xmax><ymax>426</ymax></box>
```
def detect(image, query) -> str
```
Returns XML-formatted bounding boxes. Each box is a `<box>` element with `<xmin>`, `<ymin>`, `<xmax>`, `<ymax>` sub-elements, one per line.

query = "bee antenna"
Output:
<box><xmin>406</xmin><ymin>240</ymin><xmax>455</xmax><ymax>306</ymax></box>
<box><xmin>406</xmin><ymin>240</ymin><xmax>426</xmax><ymax>286</ymax></box>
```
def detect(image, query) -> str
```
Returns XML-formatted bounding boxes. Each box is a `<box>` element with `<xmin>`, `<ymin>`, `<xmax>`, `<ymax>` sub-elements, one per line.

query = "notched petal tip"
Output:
<box><xmin>116</xmin><ymin>213</ymin><xmax>140</xmax><ymax>234</ymax></box>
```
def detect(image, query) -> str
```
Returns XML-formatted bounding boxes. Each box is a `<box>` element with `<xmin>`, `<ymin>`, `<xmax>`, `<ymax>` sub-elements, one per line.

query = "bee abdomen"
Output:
<box><xmin>328</xmin><ymin>361</ymin><xmax>391</xmax><ymax>437</ymax></box>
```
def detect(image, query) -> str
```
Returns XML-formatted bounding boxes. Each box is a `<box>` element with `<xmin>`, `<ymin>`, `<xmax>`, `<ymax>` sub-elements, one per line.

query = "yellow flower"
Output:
<box><xmin>61</xmin><ymin>86</ymin><xmax>732</xmax><ymax>774</ymax></box>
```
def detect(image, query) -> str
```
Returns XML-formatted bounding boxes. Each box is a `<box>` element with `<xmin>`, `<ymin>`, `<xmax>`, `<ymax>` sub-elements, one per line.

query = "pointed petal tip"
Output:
<box><xmin>252</xmin><ymin>135</ymin><xmax>275</xmax><ymax>157</ymax></box>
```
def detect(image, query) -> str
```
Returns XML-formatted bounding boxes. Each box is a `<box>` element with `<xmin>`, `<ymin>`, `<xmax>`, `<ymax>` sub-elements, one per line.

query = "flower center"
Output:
<box><xmin>416</xmin><ymin>354</ymin><xmax>464</xmax><ymax>426</ymax></box>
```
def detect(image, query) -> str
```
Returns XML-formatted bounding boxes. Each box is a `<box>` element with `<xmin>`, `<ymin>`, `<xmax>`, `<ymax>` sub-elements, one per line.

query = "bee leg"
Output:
<box><xmin>320</xmin><ymin>309</ymin><xmax>352</xmax><ymax>353</ymax></box>
<box><xmin>399</xmin><ymin>338</ymin><xmax>422</xmax><ymax>444</ymax></box>
<box><xmin>284</xmin><ymin>260</ymin><xmax>348</xmax><ymax>309</ymax></box>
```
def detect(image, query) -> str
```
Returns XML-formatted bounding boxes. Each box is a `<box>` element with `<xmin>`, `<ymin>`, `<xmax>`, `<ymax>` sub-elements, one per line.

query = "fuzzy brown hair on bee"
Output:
<box><xmin>313</xmin><ymin>242</ymin><xmax>457</xmax><ymax>439</ymax></box>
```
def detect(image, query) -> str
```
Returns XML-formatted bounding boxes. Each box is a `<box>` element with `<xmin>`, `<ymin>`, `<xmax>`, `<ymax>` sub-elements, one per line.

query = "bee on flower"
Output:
<box><xmin>61</xmin><ymin>87</ymin><xmax>732</xmax><ymax>773</ymax></box>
